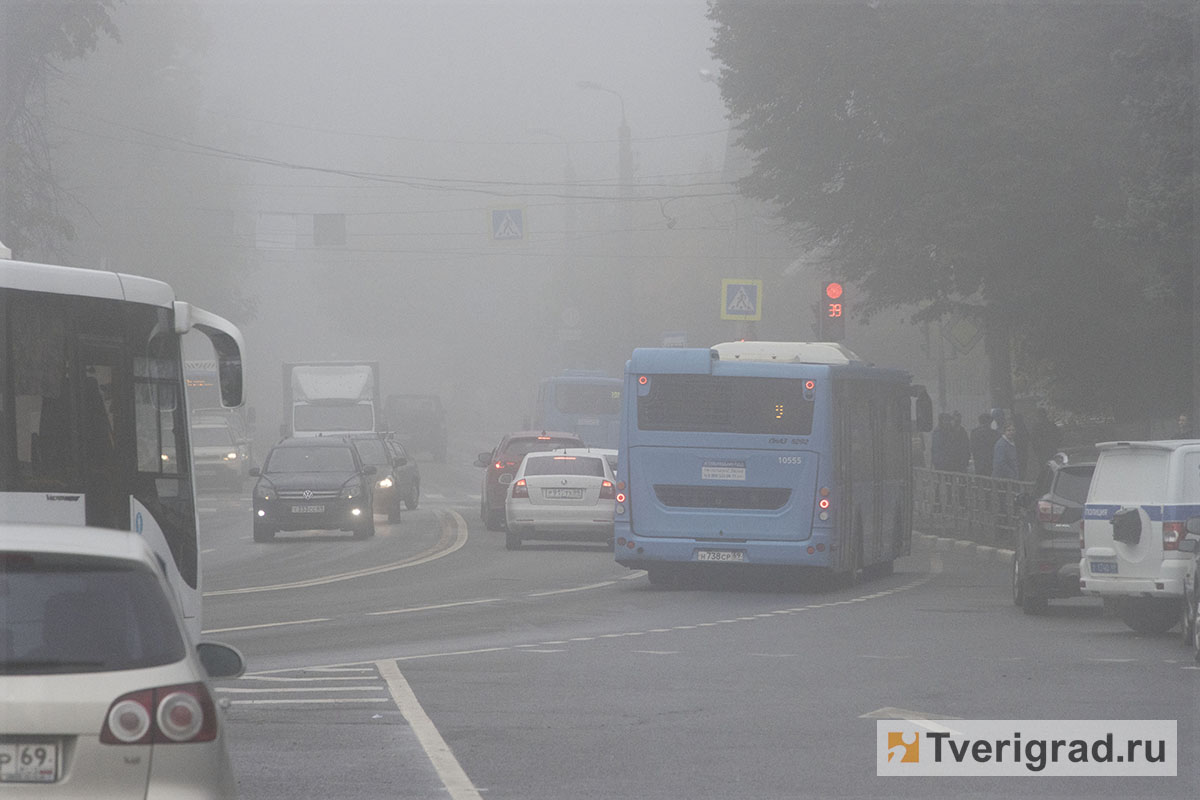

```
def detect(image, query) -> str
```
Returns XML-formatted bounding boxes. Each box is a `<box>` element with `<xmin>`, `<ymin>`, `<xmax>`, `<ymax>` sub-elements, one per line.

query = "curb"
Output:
<box><xmin>915</xmin><ymin>532</ymin><xmax>1013</xmax><ymax>564</ymax></box>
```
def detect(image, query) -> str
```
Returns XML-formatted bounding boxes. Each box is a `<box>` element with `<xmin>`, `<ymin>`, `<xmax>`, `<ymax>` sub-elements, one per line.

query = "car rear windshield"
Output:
<box><xmin>523</xmin><ymin>455</ymin><xmax>606</xmax><ymax>478</ymax></box>
<box><xmin>0</xmin><ymin>553</ymin><xmax>187</xmax><ymax>675</ymax></box>
<box><xmin>1051</xmin><ymin>465</ymin><xmax>1095</xmax><ymax>505</ymax></box>
<box><xmin>502</xmin><ymin>437</ymin><xmax>583</xmax><ymax>459</ymax></box>
<box><xmin>267</xmin><ymin>446</ymin><xmax>357</xmax><ymax>473</ymax></box>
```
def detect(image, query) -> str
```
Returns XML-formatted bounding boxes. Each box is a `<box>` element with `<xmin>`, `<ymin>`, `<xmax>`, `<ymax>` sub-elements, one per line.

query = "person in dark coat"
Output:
<box><xmin>970</xmin><ymin>413</ymin><xmax>999</xmax><ymax>476</ymax></box>
<box><xmin>992</xmin><ymin>423</ymin><xmax>1020</xmax><ymax>480</ymax></box>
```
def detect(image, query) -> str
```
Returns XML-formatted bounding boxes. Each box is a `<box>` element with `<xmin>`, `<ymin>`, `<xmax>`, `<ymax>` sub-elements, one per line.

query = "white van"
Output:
<box><xmin>1079</xmin><ymin>440</ymin><xmax>1200</xmax><ymax>633</ymax></box>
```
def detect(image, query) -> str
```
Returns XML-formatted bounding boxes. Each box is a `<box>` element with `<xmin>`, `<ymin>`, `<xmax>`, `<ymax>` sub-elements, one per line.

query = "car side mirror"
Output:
<box><xmin>475</xmin><ymin>453</ymin><xmax>492</xmax><ymax>467</ymax></box>
<box><xmin>394</xmin><ymin>457</ymin><xmax>408</xmax><ymax>466</ymax></box>
<box><xmin>248</xmin><ymin>467</ymin><xmax>261</xmax><ymax>477</ymax></box>
<box><xmin>362</xmin><ymin>465</ymin><xmax>377</xmax><ymax>476</ymax></box>
<box><xmin>196</xmin><ymin>642</ymin><xmax>245</xmax><ymax>679</ymax></box>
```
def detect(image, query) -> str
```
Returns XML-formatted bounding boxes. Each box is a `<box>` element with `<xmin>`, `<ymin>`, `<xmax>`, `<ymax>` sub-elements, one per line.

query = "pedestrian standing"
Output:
<box><xmin>992</xmin><ymin>423</ymin><xmax>1019</xmax><ymax>480</ymax></box>
<box><xmin>970</xmin><ymin>413</ymin><xmax>999</xmax><ymax>476</ymax></box>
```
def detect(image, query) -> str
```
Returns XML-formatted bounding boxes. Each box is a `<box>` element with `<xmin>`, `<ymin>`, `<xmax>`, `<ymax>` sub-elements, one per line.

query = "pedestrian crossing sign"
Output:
<box><xmin>721</xmin><ymin>279</ymin><xmax>763</xmax><ymax>321</ymax></box>
<box><xmin>491</xmin><ymin>208</ymin><xmax>525</xmax><ymax>241</ymax></box>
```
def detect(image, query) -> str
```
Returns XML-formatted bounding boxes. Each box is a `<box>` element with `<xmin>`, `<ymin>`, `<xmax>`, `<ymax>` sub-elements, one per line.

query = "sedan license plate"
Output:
<box><xmin>543</xmin><ymin>488</ymin><xmax>584</xmax><ymax>499</ymax></box>
<box><xmin>1090</xmin><ymin>560</ymin><xmax>1118</xmax><ymax>574</ymax></box>
<box><xmin>695</xmin><ymin>549</ymin><xmax>746</xmax><ymax>563</ymax></box>
<box><xmin>291</xmin><ymin>504</ymin><xmax>325</xmax><ymax>513</ymax></box>
<box><xmin>0</xmin><ymin>741</ymin><xmax>58</xmax><ymax>783</ymax></box>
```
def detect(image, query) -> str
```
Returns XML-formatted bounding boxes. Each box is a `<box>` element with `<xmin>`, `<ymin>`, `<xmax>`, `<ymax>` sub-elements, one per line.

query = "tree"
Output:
<box><xmin>708</xmin><ymin>1</ymin><xmax>1193</xmax><ymax>421</ymax></box>
<box><xmin>0</xmin><ymin>0</ymin><xmax>118</xmax><ymax>256</ymax></box>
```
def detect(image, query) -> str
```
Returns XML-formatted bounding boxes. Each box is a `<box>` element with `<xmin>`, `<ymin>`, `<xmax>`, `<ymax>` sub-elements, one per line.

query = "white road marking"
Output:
<box><xmin>227</xmin><ymin>698</ymin><xmax>391</xmax><ymax>705</ymax></box>
<box><xmin>205</xmin><ymin>617</ymin><xmax>330</xmax><ymax>634</ymax></box>
<box><xmin>527</xmin><ymin>581</ymin><xmax>617</xmax><ymax>597</ymax></box>
<box><xmin>205</xmin><ymin>509</ymin><xmax>468</xmax><ymax>597</ymax></box>
<box><xmin>377</xmin><ymin>659</ymin><xmax>483</xmax><ymax>800</ymax></box>
<box><xmin>367</xmin><ymin>598</ymin><xmax>502</xmax><ymax>616</ymax></box>
<box><xmin>218</xmin><ymin>686</ymin><xmax>384</xmax><ymax>693</ymax></box>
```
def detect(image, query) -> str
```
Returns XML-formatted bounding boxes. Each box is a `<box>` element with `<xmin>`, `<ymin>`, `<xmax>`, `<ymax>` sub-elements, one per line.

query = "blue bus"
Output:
<box><xmin>531</xmin><ymin>370</ymin><xmax>623</xmax><ymax>449</ymax></box>
<box><xmin>612</xmin><ymin>341</ymin><xmax>932</xmax><ymax>586</ymax></box>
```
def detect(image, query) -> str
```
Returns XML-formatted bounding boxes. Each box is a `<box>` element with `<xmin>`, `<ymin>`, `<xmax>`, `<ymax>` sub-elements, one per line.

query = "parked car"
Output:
<box><xmin>190</xmin><ymin>420</ymin><xmax>249</xmax><ymax>491</ymax></box>
<box><xmin>385</xmin><ymin>393</ymin><xmax>447</xmax><ymax>461</ymax></box>
<box><xmin>0</xmin><ymin>523</ymin><xmax>245</xmax><ymax>797</ymax></box>
<box><xmin>1080</xmin><ymin>439</ymin><xmax>1200</xmax><ymax>633</ymax></box>
<box><xmin>250</xmin><ymin>437</ymin><xmax>377</xmax><ymax>542</ymax></box>
<box><xmin>347</xmin><ymin>433</ymin><xmax>420</xmax><ymax>523</ymax></box>
<box><xmin>475</xmin><ymin>431</ymin><xmax>586</xmax><ymax>531</ymax></box>
<box><xmin>504</xmin><ymin>447</ymin><xmax>617</xmax><ymax>550</ymax></box>
<box><xmin>1011</xmin><ymin>449</ymin><xmax>1096</xmax><ymax>614</ymax></box>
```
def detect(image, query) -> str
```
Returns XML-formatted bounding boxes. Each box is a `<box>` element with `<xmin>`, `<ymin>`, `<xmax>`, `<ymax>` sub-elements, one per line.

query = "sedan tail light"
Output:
<box><xmin>511</xmin><ymin>479</ymin><xmax>529</xmax><ymax>499</ymax></box>
<box><xmin>1037</xmin><ymin>500</ymin><xmax>1065</xmax><ymax>523</ymax></box>
<box><xmin>599</xmin><ymin>480</ymin><xmax>615</xmax><ymax>500</ymax></box>
<box><xmin>101</xmin><ymin>683</ymin><xmax>219</xmax><ymax>745</ymax></box>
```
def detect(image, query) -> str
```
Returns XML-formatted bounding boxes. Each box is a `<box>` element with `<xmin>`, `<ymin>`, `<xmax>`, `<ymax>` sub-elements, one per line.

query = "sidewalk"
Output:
<box><xmin>913</xmin><ymin>530</ymin><xmax>1013</xmax><ymax>566</ymax></box>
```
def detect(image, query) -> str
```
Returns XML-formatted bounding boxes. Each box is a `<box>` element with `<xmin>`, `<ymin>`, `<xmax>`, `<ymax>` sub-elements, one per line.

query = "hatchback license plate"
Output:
<box><xmin>696</xmin><ymin>549</ymin><xmax>745</xmax><ymax>562</ymax></box>
<box><xmin>291</xmin><ymin>504</ymin><xmax>325</xmax><ymax>513</ymax></box>
<box><xmin>1090</xmin><ymin>561</ymin><xmax>1118</xmax><ymax>574</ymax></box>
<box><xmin>543</xmin><ymin>488</ymin><xmax>584</xmax><ymax>499</ymax></box>
<box><xmin>0</xmin><ymin>741</ymin><xmax>58</xmax><ymax>783</ymax></box>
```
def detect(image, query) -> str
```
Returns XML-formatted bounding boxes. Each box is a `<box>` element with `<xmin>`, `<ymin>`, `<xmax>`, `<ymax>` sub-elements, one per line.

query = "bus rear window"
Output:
<box><xmin>637</xmin><ymin>375</ymin><xmax>814</xmax><ymax>435</ymax></box>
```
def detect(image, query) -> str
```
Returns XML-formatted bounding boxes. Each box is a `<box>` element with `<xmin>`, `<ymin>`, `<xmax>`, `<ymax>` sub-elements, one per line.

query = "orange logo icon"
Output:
<box><xmin>887</xmin><ymin>731</ymin><xmax>919</xmax><ymax>763</ymax></box>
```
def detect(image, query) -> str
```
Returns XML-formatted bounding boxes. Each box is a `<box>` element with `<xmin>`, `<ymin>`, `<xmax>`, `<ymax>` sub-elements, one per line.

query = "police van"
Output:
<box><xmin>1080</xmin><ymin>440</ymin><xmax>1200</xmax><ymax>633</ymax></box>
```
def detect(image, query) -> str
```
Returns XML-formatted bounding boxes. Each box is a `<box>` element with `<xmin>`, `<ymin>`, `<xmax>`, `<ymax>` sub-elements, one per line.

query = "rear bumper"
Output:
<box><xmin>1079</xmin><ymin>559</ymin><xmax>1187</xmax><ymax>598</ymax></box>
<box><xmin>614</xmin><ymin>523</ymin><xmax>836</xmax><ymax>569</ymax></box>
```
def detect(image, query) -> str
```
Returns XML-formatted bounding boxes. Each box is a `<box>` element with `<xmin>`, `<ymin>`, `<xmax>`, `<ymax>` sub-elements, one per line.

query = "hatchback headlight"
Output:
<box><xmin>341</xmin><ymin>485</ymin><xmax>360</xmax><ymax>500</ymax></box>
<box><xmin>377</xmin><ymin>476</ymin><xmax>394</xmax><ymax>489</ymax></box>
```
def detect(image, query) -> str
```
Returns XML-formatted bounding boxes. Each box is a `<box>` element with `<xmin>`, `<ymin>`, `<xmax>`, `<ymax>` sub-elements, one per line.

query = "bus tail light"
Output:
<box><xmin>511</xmin><ymin>479</ymin><xmax>528</xmax><ymax>499</ymax></box>
<box><xmin>599</xmin><ymin>480</ymin><xmax>615</xmax><ymax>500</ymax></box>
<box><xmin>1164</xmin><ymin>521</ymin><xmax>1185</xmax><ymax>551</ymax></box>
<box><xmin>818</xmin><ymin>487</ymin><xmax>831</xmax><ymax>521</ymax></box>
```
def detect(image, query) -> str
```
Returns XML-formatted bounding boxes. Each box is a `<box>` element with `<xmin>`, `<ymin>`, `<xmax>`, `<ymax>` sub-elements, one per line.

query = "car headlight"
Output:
<box><xmin>377</xmin><ymin>476</ymin><xmax>394</xmax><ymax>489</ymax></box>
<box><xmin>223</xmin><ymin>452</ymin><xmax>239</xmax><ymax>461</ymax></box>
<box><xmin>341</xmin><ymin>485</ymin><xmax>360</xmax><ymax>500</ymax></box>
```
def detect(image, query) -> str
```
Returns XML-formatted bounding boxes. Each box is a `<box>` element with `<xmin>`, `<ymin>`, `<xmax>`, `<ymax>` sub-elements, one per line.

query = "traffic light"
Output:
<box><xmin>819</xmin><ymin>281</ymin><xmax>846</xmax><ymax>341</ymax></box>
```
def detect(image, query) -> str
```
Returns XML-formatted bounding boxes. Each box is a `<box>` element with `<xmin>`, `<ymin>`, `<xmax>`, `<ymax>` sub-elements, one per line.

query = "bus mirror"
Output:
<box><xmin>912</xmin><ymin>386</ymin><xmax>933</xmax><ymax>432</ymax></box>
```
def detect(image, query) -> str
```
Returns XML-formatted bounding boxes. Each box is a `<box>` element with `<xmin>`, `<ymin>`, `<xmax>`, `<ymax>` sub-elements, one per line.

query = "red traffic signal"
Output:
<box><xmin>819</xmin><ymin>281</ymin><xmax>846</xmax><ymax>341</ymax></box>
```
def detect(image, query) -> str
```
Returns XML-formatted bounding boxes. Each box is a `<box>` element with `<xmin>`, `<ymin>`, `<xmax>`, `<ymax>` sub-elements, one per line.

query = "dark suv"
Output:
<box><xmin>1012</xmin><ymin>448</ymin><xmax>1097</xmax><ymax>614</ymax></box>
<box><xmin>250</xmin><ymin>437</ymin><xmax>377</xmax><ymax>542</ymax></box>
<box><xmin>475</xmin><ymin>431</ymin><xmax>585</xmax><ymax>530</ymax></box>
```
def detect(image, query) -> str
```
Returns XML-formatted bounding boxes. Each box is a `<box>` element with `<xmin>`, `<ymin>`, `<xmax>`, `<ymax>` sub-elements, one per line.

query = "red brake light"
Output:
<box><xmin>1036</xmin><ymin>500</ymin><xmax>1064</xmax><ymax>523</ymax></box>
<box><xmin>101</xmin><ymin>683</ymin><xmax>218</xmax><ymax>745</ymax></box>
<box><xmin>599</xmin><ymin>480</ymin><xmax>615</xmax><ymax>500</ymax></box>
<box><xmin>511</xmin><ymin>479</ymin><xmax>528</xmax><ymax>499</ymax></box>
<box><xmin>1164</xmin><ymin>521</ymin><xmax>1185</xmax><ymax>551</ymax></box>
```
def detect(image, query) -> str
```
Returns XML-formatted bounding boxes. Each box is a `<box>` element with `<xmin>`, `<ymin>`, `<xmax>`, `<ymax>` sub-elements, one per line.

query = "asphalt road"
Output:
<box><xmin>194</xmin><ymin>451</ymin><xmax>1200</xmax><ymax>800</ymax></box>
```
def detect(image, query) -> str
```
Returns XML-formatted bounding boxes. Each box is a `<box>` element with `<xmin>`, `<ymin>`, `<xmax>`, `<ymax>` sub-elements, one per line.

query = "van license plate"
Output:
<box><xmin>1090</xmin><ymin>561</ymin><xmax>1118</xmax><ymax>574</ymax></box>
<box><xmin>696</xmin><ymin>549</ymin><xmax>745</xmax><ymax>562</ymax></box>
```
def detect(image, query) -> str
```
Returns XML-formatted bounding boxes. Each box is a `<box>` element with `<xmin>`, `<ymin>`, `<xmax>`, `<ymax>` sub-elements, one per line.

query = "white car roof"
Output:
<box><xmin>0</xmin><ymin>524</ymin><xmax>159</xmax><ymax>567</ymax></box>
<box><xmin>543</xmin><ymin>447</ymin><xmax>617</xmax><ymax>458</ymax></box>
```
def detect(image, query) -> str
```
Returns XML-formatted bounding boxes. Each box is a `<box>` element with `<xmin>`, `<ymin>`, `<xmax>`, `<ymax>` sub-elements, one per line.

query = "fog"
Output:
<box><xmin>43</xmin><ymin>0</ymin><xmax>981</xmax><ymax>450</ymax></box>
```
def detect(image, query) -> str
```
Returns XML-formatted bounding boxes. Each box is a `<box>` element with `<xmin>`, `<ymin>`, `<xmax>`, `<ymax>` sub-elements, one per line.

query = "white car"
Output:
<box><xmin>191</xmin><ymin>421</ymin><xmax>249</xmax><ymax>491</ymax></box>
<box><xmin>0</xmin><ymin>524</ymin><xmax>245</xmax><ymax>797</ymax></box>
<box><xmin>504</xmin><ymin>448</ymin><xmax>617</xmax><ymax>550</ymax></box>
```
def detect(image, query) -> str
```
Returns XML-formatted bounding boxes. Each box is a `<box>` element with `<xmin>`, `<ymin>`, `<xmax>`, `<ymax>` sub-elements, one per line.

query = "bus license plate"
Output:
<box><xmin>291</xmin><ymin>504</ymin><xmax>325</xmax><ymax>513</ymax></box>
<box><xmin>1090</xmin><ymin>560</ymin><xmax>1118</xmax><ymax>574</ymax></box>
<box><xmin>0</xmin><ymin>741</ymin><xmax>58</xmax><ymax>783</ymax></box>
<box><xmin>696</xmin><ymin>549</ymin><xmax>745</xmax><ymax>563</ymax></box>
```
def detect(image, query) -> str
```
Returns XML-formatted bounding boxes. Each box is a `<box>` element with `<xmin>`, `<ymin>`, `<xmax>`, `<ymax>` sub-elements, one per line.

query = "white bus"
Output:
<box><xmin>0</xmin><ymin>249</ymin><xmax>244</xmax><ymax>638</ymax></box>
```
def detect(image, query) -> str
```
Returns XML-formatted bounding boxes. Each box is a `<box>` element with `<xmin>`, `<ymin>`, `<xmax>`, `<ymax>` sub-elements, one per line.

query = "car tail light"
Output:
<box><xmin>1164</xmin><ymin>521</ymin><xmax>1185</xmax><ymax>551</ymax></box>
<box><xmin>511</xmin><ymin>479</ymin><xmax>528</xmax><ymax>499</ymax></box>
<box><xmin>101</xmin><ymin>683</ymin><xmax>219</xmax><ymax>745</ymax></box>
<box><xmin>599</xmin><ymin>480</ymin><xmax>615</xmax><ymax>500</ymax></box>
<box><xmin>1037</xmin><ymin>500</ymin><xmax>1065</xmax><ymax>523</ymax></box>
